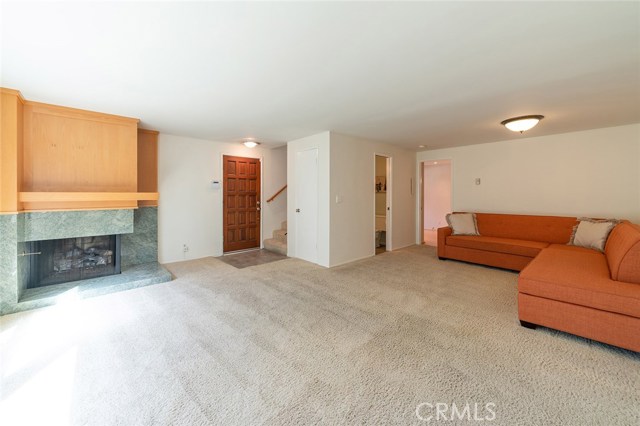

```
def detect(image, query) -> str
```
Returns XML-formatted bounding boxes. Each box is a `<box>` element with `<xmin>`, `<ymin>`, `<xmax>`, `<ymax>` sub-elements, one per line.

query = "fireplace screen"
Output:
<box><xmin>25</xmin><ymin>235</ymin><xmax>121</xmax><ymax>289</ymax></box>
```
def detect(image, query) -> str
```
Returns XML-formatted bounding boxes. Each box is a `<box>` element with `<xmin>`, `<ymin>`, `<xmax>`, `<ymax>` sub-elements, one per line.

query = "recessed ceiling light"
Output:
<box><xmin>418</xmin><ymin>145</ymin><xmax>425</xmax><ymax>148</ymax></box>
<box><xmin>243</xmin><ymin>140</ymin><xmax>260</xmax><ymax>148</ymax></box>
<box><xmin>501</xmin><ymin>115</ymin><xmax>544</xmax><ymax>133</ymax></box>
<box><xmin>433</xmin><ymin>161</ymin><xmax>438</xmax><ymax>165</ymax></box>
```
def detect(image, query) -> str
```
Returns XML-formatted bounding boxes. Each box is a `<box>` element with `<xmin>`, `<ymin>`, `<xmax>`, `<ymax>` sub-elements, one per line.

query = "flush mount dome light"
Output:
<box><xmin>501</xmin><ymin>115</ymin><xmax>544</xmax><ymax>133</ymax></box>
<box><xmin>243</xmin><ymin>140</ymin><xmax>260</xmax><ymax>148</ymax></box>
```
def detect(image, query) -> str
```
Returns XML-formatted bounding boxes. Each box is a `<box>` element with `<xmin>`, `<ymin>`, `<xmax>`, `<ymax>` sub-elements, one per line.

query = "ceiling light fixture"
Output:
<box><xmin>501</xmin><ymin>115</ymin><xmax>544</xmax><ymax>133</ymax></box>
<box><xmin>243</xmin><ymin>140</ymin><xmax>260</xmax><ymax>148</ymax></box>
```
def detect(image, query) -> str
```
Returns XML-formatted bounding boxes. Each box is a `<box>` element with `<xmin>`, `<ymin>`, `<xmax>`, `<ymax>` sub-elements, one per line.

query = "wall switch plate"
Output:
<box><xmin>475</xmin><ymin>178</ymin><xmax>481</xmax><ymax>185</ymax></box>
<box><xmin>336</xmin><ymin>195</ymin><xmax>343</xmax><ymax>203</ymax></box>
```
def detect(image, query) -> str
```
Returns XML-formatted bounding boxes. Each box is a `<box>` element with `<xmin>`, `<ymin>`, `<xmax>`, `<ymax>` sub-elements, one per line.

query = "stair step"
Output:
<box><xmin>281</xmin><ymin>220</ymin><xmax>287</xmax><ymax>231</ymax></box>
<box><xmin>273</xmin><ymin>229</ymin><xmax>287</xmax><ymax>243</ymax></box>
<box><xmin>264</xmin><ymin>238</ymin><xmax>287</xmax><ymax>256</ymax></box>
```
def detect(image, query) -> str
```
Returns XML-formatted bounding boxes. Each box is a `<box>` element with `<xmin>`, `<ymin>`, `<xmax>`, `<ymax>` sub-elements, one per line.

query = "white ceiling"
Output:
<box><xmin>2</xmin><ymin>1</ymin><xmax>639</xmax><ymax>150</ymax></box>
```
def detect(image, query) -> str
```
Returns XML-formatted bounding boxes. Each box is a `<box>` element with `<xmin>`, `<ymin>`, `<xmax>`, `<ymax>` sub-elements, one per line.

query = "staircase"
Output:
<box><xmin>264</xmin><ymin>221</ymin><xmax>287</xmax><ymax>255</ymax></box>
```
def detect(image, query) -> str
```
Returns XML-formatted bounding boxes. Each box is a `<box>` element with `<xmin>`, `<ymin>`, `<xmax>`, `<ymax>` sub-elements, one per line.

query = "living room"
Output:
<box><xmin>1</xmin><ymin>2</ymin><xmax>639</xmax><ymax>425</ymax></box>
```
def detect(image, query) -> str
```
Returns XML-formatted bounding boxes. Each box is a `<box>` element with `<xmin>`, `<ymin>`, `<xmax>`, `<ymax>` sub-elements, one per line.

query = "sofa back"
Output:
<box><xmin>605</xmin><ymin>222</ymin><xmax>640</xmax><ymax>284</ymax></box>
<box><xmin>474</xmin><ymin>213</ymin><xmax>578</xmax><ymax>244</ymax></box>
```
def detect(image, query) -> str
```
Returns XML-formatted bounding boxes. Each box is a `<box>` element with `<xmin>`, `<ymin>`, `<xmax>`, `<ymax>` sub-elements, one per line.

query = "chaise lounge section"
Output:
<box><xmin>437</xmin><ymin>213</ymin><xmax>640</xmax><ymax>352</ymax></box>
<box><xmin>519</xmin><ymin>222</ymin><xmax>640</xmax><ymax>352</ymax></box>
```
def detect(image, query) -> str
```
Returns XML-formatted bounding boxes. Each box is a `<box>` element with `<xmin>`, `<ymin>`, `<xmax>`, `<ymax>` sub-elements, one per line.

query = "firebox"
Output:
<box><xmin>23</xmin><ymin>235</ymin><xmax>121</xmax><ymax>289</ymax></box>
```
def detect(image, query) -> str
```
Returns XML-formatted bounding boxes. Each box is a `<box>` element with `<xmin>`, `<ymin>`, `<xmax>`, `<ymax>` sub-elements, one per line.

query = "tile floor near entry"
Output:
<box><xmin>218</xmin><ymin>249</ymin><xmax>287</xmax><ymax>269</ymax></box>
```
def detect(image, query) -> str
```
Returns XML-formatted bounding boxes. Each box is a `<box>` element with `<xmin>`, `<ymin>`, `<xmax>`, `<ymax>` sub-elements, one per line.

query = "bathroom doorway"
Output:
<box><xmin>422</xmin><ymin>160</ymin><xmax>452</xmax><ymax>246</ymax></box>
<box><xmin>375</xmin><ymin>154</ymin><xmax>391</xmax><ymax>255</ymax></box>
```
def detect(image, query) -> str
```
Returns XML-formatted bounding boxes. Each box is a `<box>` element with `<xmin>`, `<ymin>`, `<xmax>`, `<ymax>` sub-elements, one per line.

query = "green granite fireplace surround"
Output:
<box><xmin>0</xmin><ymin>207</ymin><xmax>171</xmax><ymax>315</ymax></box>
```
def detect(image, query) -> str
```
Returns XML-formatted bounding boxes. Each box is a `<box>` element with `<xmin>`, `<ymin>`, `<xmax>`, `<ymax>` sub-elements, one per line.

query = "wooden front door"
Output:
<box><xmin>223</xmin><ymin>156</ymin><xmax>261</xmax><ymax>252</ymax></box>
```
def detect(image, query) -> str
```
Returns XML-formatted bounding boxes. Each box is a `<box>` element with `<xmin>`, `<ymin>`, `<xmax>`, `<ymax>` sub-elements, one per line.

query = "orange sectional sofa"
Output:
<box><xmin>437</xmin><ymin>213</ymin><xmax>577</xmax><ymax>271</ymax></box>
<box><xmin>437</xmin><ymin>213</ymin><xmax>640</xmax><ymax>352</ymax></box>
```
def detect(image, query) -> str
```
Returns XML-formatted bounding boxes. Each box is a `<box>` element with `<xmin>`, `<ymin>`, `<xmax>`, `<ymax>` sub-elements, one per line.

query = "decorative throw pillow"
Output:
<box><xmin>446</xmin><ymin>213</ymin><xmax>479</xmax><ymax>236</ymax></box>
<box><xmin>568</xmin><ymin>218</ymin><xmax>620</xmax><ymax>252</ymax></box>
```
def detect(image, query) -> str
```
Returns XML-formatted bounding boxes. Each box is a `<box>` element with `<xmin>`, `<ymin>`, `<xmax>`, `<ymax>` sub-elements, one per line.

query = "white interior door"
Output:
<box><xmin>295</xmin><ymin>148</ymin><xmax>318</xmax><ymax>263</ymax></box>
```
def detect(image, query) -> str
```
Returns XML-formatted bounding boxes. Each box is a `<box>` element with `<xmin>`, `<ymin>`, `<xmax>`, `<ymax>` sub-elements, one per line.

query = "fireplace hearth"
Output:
<box><xmin>24</xmin><ymin>235</ymin><xmax>121</xmax><ymax>289</ymax></box>
<box><xmin>1</xmin><ymin>207</ymin><xmax>171</xmax><ymax>316</ymax></box>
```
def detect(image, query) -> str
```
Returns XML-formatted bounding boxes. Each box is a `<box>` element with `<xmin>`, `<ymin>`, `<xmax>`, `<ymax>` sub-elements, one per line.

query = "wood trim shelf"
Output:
<box><xmin>0</xmin><ymin>87</ymin><xmax>26</xmax><ymax>103</ymax></box>
<box><xmin>24</xmin><ymin>100</ymin><xmax>139</xmax><ymax>125</ymax></box>
<box><xmin>138</xmin><ymin>128</ymin><xmax>159</xmax><ymax>135</ymax></box>
<box><xmin>19</xmin><ymin>192</ymin><xmax>159</xmax><ymax>202</ymax></box>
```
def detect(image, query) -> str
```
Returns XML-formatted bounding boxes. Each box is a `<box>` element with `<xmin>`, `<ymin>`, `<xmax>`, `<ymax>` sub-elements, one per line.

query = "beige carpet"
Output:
<box><xmin>1</xmin><ymin>245</ymin><xmax>638</xmax><ymax>425</ymax></box>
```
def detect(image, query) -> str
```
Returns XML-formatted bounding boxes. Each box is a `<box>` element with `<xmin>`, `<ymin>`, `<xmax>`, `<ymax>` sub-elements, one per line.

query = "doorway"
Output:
<box><xmin>374</xmin><ymin>155</ymin><xmax>391</xmax><ymax>255</ymax></box>
<box><xmin>294</xmin><ymin>148</ymin><xmax>319</xmax><ymax>263</ymax></box>
<box><xmin>223</xmin><ymin>155</ymin><xmax>261</xmax><ymax>253</ymax></box>
<box><xmin>422</xmin><ymin>160</ymin><xmax>452</xmax><ymax>247</ymax></box>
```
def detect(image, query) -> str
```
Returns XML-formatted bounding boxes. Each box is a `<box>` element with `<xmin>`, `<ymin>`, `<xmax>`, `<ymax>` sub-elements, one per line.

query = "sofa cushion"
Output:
<box><xmin>605</xmin><ymin>222</ymin><xmax>640</xmax><ymax>284</ymax></box>
<box><xmin>446</xmin><ymin>235</ymin><xmax>549</xmax><ymax>257</ymax></box>
<box><xmin>519</xmin><ymin>245</ymin><xmax>640</xmax><ymax>318</ymax></box>
<box><xmin>474</xmin><ymin>213</ymin><xmax>577</xmax><ymax>244</ymax></box>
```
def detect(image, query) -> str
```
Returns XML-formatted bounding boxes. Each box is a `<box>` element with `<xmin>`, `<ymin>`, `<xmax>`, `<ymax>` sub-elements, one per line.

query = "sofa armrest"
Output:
<box><xmin>437</xmin><ymin>226</ymin><xmax>452</xmax><ymax>258</ymax></box>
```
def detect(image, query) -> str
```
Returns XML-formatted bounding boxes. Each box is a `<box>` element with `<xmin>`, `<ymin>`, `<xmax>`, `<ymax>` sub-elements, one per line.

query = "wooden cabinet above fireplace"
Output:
<box><xmin>0</xmin><ymin>88</ymin><xmax>159</xmax><ymax>212</ymax></box>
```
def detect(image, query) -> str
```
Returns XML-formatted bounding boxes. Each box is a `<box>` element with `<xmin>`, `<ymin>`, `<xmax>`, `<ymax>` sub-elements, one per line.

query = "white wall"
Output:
<box><xmin>330</xmin><ymin>133</ymin><xmax>416</xmax><ymax>267</ymax></box>
<box><xmin>158</xmin><ymin>133</ymin><xmax>286</xmax><ymax>263</ymax></box>
<box><xmin>423</xmin><ymin>162</ymin><xmax>452</xmax><ymax>230</ymax></box>
<box><xmin>416</xmin><ymin>124</ymin><xmax>640</xmax><ymax>242</ymax></box>
<box><xmin>287</xmin><ymin>131</ymin><xmax>331</xmax><ymax>267</ymax></box>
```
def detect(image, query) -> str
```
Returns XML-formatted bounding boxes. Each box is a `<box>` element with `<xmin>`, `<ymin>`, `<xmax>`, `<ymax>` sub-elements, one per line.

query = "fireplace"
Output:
<box><xmin>24</xmin><ymin>235</ymin><xmax>121</xmax><ymax>289</ymax></box>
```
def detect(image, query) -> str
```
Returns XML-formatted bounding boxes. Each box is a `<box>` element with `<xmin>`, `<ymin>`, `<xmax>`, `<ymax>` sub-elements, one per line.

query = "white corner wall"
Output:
<box><xmin>287</xmin><ymin>131</ymin><xmax>331</xmax><ymax>267</ymax></box>
<box><xmin>330</xmin><ymin>133</ymin><xmax>416</xmax><ymax>267</ymax></box>
<box><xmin>415</xmin><ymin>124</ymin><xmax>640</xmax><ymax>242</ymax></box>
<box><xmin>158</xmin><ymin>133</ymin><xmax>286</xmax><ymax>263</ymax></box>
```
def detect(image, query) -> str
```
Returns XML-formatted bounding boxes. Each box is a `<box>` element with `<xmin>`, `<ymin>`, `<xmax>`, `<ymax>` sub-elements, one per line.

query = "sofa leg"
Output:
<box><xmin>520</xmin><ymin>320</ymin><xmax>537</xmax><ymax>330</ymax></box>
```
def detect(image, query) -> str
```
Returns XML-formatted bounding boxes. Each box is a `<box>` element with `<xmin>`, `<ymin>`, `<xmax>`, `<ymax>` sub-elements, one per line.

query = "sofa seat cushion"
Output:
<box><xmin>519</xmin><ymin>245</ymin><xmax>640</xmax><ymax>318</ymax></box>
<box><xmin>446</xmin><ymin>235</ymin><xmax>549</xmax><ymax>257</ymax></box>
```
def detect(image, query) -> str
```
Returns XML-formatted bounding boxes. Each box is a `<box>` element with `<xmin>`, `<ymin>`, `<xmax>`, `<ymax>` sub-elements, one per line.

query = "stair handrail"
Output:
<box><xmin>266</xmin><ymin>184</ymin><xmax>287</xmax><ymax>203</ymax></box>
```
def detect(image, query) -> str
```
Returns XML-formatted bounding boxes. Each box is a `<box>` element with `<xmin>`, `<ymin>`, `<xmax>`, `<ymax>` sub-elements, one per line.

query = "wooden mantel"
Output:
<box><xmin>19</xmin><ymin>192</ymin><xmax>159</xmax><ymax>201</ymax></box>
<box><xmin>0</xmin><ymin>88</ymin><xmax>159</xmax><ymax>213</ymax></box>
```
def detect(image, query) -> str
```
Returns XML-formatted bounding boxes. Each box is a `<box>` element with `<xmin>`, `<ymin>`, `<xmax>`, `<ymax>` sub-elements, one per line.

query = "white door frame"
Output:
<box><xmin>419</xmin><ymin>163</ymin><xmax>424</xmax><ymax>244</ymax></box>
<box><xmin>421</xmin><ymin>159</ymin><xmax>453</xmax><ymax>243</ymax></box>
<box><xmin>374</xmin><ymin>153</ymin><xmax>392</xmax><ymax>253</ymax></box>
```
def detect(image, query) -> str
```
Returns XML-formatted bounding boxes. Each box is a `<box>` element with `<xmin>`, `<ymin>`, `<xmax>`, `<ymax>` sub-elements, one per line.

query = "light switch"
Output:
<box><xmin>475</xmin><ymin>178</ymin><xmax>481</xmax><ymax>185</ymax></box>
<box><xmin>336</xmin><ymin>195</ymin><xmax>343</xmax><ymax>204</ymax></box>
